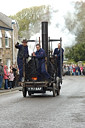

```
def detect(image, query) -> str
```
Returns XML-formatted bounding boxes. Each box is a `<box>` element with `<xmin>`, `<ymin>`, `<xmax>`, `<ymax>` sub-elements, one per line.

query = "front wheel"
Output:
<box><xmin>57</xmin><ymin>82</ymin><xmax>61</xmax><ymax>96</ymax></box>
<box><xmin>28</xmin><ymin>91</ymin><xmax>32</xmax><ymax>96</ymax></box>
<box><xmin>22</xmin><ymin>87</ymin><xmax>27</xmax><ymax>97</ymax></box>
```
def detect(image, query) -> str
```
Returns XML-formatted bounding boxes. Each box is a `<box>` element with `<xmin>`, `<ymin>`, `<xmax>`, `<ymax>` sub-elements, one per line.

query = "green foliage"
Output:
<box><xmin>65</xmin><ymin>42</ymin><xmax>85</xmax><ymax>62</ymax></box>
<box><xmin>9</xmin><ymin>5</ymin><xmax>51</xmax><ymax>39</ymax></box>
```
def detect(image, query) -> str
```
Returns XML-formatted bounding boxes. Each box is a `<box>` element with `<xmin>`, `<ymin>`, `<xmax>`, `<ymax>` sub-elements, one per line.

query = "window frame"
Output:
<box><xmin>5</xmin><ymin>37</ymin><xmax>9</xmax><ymax>48</ymax></box>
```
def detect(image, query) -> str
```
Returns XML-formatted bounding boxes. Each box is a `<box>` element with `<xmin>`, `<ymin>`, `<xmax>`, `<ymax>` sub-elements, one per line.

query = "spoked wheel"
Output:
<box><xmin>57</xmin><ymin>82</ymin><xmax>61</xmax><ymax>96</ymax></box>
<box><xmin>28</xmin><ymin>92</ymin><xmax>31</xmax><ymax>96</ymax></box>
<box><xmin>42</xmin><ymin>87</ymin><xmax>46</xmax><ymax>93</ymax></box>
<box><xmin>53</xmin><ymin>84</ymin><xmax>56</xmax><ymax>97</ymax></box>
<box><xmin>23</xmin><ymin>87</ymin><xmax>27</xmax><ymax>97</ymax></box>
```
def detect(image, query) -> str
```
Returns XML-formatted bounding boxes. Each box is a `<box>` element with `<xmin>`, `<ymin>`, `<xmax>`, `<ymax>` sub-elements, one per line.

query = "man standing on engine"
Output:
<box><xmin>15</xmin><ymin>39</ymin><xmax>29</xmax><ymax>82</ymax></box>
<box><xmin>54</xmin><ymin>43</ymin><xmax>64</xmax><ymax>78</ymax></box>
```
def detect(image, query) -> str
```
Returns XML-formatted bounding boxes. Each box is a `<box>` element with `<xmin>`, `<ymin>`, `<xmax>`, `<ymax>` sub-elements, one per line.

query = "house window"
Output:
<box><xmin>5</xmin><ymin>31</ymin><xmax>11</xmax><ymax>48</ymax></box>
<box><xmin>5</xmin><ymin>38</ymin><xmax>9</xmax><ymax>48</ymax></box>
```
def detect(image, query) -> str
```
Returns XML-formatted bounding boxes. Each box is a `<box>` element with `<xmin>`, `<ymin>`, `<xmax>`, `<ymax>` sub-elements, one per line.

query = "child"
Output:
<box><xmin>9</xmin><ymin>70</ymin><xmax>15</xmax><ymax>89</ymax></box>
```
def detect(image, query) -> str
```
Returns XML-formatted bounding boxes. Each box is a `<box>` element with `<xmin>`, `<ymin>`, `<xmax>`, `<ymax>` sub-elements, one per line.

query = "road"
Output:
<box><xmin>0</xmin><ymin>76</ymin><xmax>85</xmax><ymax>128</ymax></box>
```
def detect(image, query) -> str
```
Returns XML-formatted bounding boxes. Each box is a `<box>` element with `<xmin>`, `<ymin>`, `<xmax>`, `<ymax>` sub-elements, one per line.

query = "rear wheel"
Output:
<box><xmin>43</xmin><ymin>87</ymin><xmax>46</xmax><ymax>93</ymax></box>
<box><xmin>53</xmin><ymin>84</ymin><xmax>56</xmax><ymax>97</ymax></box>
<box><xmin>23</xmin><ymin>87</ymin><xmax>27</xmax><ymax>97</ymax></box>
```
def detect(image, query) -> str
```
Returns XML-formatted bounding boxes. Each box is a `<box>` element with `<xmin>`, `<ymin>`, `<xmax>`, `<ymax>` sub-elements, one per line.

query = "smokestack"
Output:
<box><xmin>42</xmin><ymin>22</ymin><xmax>48</xmax><ymax>56</ymax></box>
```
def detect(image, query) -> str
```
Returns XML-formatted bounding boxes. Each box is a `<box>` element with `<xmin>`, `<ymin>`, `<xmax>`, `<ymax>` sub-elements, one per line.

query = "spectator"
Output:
<box><xmin>72</xmin><ymin>65</ymin><xmax>76</xmax><ymax>75</ymax></box>
<box><xmin>67</xmin><ymin>65</ymin><xmax>70</xmax><ymax>75</ymax></box>
<box><xmin>12</xmin><ymin>64</ymin><xmax>17</xmax><ymax>77</ymax></box>
<box><xmin>69</xmin><ymin>65</ymin><xmax>73</xmax><ymax>75</ymax></box>
<box><xmin>83</xmin><ymin>64</ymin><xmax>85</xmax><ymax>75</ymax></box>
<box><xmin>9</xmin><ymin>70</ymin><xmax>15</xmax><ymax>89</ymax></box>
<box><xmin>75</xmin><ymin>65</ymin><xmax>80</xmax><ymax>76</ymax></box>
<box><xmin>12</xmin><ymin>64</ymin><xmax>17</xmax><ymax>87</ymax></box>
<box><xmin>4</xmin><ymin>65</ymin><xmax>9</xmax><ymax>89</ymax></box>
<box><xmin>0</xmin><ymin>62</ymin><xmax>4</xmax><ymax>89</ymax></box>
<box><xmin>80</xmin><ymin>66</ymin><xmax>83</xmax><ymax>76</ymax></box>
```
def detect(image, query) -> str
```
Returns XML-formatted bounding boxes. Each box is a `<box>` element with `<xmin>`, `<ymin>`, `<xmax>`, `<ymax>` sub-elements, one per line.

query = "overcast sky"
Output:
<box><xmin>0</xmin><ymin>0</ymin><xmax>83</xmax><ymax>49</ymax></box>
<box><xmin>0</xmin><ymin>0</ymin><xmax>75</xmax><ymax>16</ymax></box>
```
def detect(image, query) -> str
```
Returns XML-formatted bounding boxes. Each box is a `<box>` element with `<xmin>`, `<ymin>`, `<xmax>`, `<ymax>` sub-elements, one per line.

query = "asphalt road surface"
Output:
<box><xmin>0</xmin><ymin>76</ymin><xmax>85</xmax><ymax>128</ymax></box>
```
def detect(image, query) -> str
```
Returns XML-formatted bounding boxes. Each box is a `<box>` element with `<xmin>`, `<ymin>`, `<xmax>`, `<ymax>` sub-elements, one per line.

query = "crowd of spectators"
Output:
<box><xmin>0</xmin><ymin>62</ymin><xmax>19</xmax><ymax>90</ymax></box>
<box><xmin>63</xmin><ymin>64</ymin><xmax>85</xmax><ymax>76</ymax></box>
<box><xmin>0</xmin><ymin>61</ymin><xmax>85</xmax><ymax>90</ymax></box>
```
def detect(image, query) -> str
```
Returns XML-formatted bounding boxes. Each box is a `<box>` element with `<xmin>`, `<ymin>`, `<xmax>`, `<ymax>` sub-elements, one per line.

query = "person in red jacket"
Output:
<box><xmin>72</xmin><ymin>65</ymin><xmax>76</xmax><ymax>75</ymax></box>
<box><xmin>4</xmin><ymin>65</ymin><xmax>9</xmax><ymax>89</ymax></box>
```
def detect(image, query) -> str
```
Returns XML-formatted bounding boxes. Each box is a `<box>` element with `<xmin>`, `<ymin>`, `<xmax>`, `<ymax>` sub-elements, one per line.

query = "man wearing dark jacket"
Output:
<box><xmin>54</xmin><ymin>43</ymin><xmax>64</xmax><ymax>78</ymax></box>
<box><xmin>15</xmin><ymin>39</ymin><xmax>29</xmax><ymax>82</ymax></box>
<box><xmin>33</xmin><ymin>44</ymin><xmax>51</xmax><ymax>81</ymax></box>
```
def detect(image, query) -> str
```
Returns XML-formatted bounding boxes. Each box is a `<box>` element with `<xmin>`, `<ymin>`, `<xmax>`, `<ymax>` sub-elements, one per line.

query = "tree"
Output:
<box><xmin>64</xmin><ymin>1</ymin><xmax>85</xmax><ymax>62</ymax></box>
<box><xmin>10</xmin><ymin>5</ymin><xmax>51</xmax><ymax>39</ymax></box>
<box><xmin>65</xmin><ymin>42</ymin><xmax>85</xmax><ymax>62</ymax></box>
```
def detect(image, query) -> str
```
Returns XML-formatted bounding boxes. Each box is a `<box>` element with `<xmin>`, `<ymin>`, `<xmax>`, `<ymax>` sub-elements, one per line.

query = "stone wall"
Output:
<box><xmin>0</xmin><ymin>20</ymin><xmax>18</xmax><ymax>67</ymax></box>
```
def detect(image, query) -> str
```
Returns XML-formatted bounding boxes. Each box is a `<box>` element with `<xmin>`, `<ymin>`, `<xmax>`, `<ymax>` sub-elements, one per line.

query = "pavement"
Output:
<box><xmin>0</xmin><ymin>86</ymin><xmax>22</xmax><ymax>94</ymax></box>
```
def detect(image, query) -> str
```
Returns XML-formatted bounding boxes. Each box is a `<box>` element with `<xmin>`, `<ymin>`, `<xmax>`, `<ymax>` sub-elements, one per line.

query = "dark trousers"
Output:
<box><xmin>57</xmin><ymin>61</ymin><xmax>63</xmax><ymax>78</ymax></box>
<box><xmin>4</xmin><ymin>79</ymin><xmax>8</xmax><ymax>89</ymax></box>
<box><xmin>37</xmin><ymin>63</ymin><xmax>50</xmax><ymax>81</ymax></box>
<box><xmin>0</xmin><ymin>76</ymin><xmax>3</xmax><ymax>88</ymax></box>
<box><xmin>9</xmin><ymin>81</ymin><xmax>13</xmax><ymax>89</ymax></box>
<box><xmin>17</xmin><ymin>58</ymin><xmax>23</xmax><ymax>81</ymax></box>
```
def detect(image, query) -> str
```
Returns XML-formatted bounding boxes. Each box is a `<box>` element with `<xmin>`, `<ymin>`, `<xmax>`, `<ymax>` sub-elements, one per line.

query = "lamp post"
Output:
<box><xmin>12</xmin><ymin>20</ymin><xmax>16</xmax><ymax>64</ymax></box>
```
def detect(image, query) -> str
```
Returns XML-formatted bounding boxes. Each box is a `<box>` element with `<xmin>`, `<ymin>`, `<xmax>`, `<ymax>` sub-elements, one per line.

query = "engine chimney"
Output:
<box><xmin>42</xmin><ymin>22</ymin><xmax>48</xmax><ymax>56</ymax></box>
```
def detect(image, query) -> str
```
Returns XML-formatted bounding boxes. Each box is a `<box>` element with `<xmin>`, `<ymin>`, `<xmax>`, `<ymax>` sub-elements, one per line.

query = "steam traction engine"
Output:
<box><xmin>21</xmin><ymin>22</ymin><xmax>63</xmax><ymax>97</ymax></box>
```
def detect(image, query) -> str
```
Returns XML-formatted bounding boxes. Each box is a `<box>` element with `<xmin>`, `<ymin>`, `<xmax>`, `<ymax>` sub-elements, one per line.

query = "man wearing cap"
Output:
<box><xmin>15</xmin><ymin>39</ymin><xmax>29</xmax><ymax>82</ymax></box>
<box><xmin>0</xmin><ymin>62</ymin><xmax>4</xmax><ymax>89</ymax></box>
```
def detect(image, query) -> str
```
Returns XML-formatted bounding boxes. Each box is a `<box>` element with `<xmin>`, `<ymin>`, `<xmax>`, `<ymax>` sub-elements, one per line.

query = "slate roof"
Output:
<box><xmin>0</xmin><ymin>12</ymin><xmax>12</xmax><ymax>29</ymax></box>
